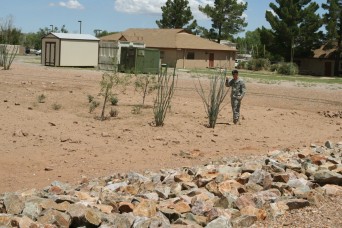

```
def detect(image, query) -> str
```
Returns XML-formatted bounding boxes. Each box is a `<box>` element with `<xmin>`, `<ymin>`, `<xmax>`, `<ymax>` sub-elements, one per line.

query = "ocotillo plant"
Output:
<box><xmin>153</xmin><ymin>65</ymin><xmax>177</xmax><ymax>126</ymax></box>
<box><xmin>195</xmin><ymin>73</ymin><xmax>229</xmax><ymax>128</ymax></box>
<box><xmin>134</xmin><ymin>74</ymin><xmax>158</xmax><ymax>105</ymax></box>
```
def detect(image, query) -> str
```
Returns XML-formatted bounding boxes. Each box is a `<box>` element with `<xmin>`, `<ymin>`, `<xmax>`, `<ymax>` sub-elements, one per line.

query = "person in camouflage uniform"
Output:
<box><xmin>225</xmin><ymin>69</ymin><xmax>246</xmax><ymax>124</ymax></box>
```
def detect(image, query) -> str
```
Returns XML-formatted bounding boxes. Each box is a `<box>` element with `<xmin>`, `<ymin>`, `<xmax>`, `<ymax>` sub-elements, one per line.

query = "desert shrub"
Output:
<box><xmin>131</xmin><ymin>105</ymin><xmax>142</xmax><ymax>115</ymax></box>
<box><xmin>270</xmin><ymin>63</ymin><xmax>280</xmax><ymax>72</ymax></box>
<box><xmin>134</xmin><ymin>74</ymin><xmax>158</xmax><ymax>105</ymax></box>
<box><xmin>277</xmin><ymin>62</ymin><xmax>298</xmax><ymax>75</ymax></box>
<box><xmin>109</xmin><ymin>108</ymin><xmax>118</xmax><ymax>117</ymax></box>
<box><xmin>89</xmin><ymin>100</ymin><xmax>100</xmax><ymax>113</ymax></box>
<box><xmin>237</xmin><ymin>61</ymin><xmax>248</xmax><ymax>69</ymax></box>
<box><xmin>87</xmin><ymin>95</ymin><xmax>94</xmax><ymax>103</ymax></box>
<box><xmin>195</xmin><ymin>73</ymin><xmax>229</xmax><ymax>128</ymax></box>
<box><xmin>110</xmin><ymin>95</ymin><xmax>118</xmax><ymax>106</ymax></box>
<box><xmin>51</xmin><ymin>103</ymin><xmax>61</xmax><ymax>110</ymax></box>
<box><xmin>153</xmin><ymin>66</ymin><xmax>177</xmax><ymax>126</ymax></box>
<box><xmin>247</xmin><ymin>58</ymin><xmax>271</xmax><ymax>71</ymax></box>
<box><xmin>37</xmin><ymin>94</ymin><xmax>46</xmax><ymax>103</ymax></box>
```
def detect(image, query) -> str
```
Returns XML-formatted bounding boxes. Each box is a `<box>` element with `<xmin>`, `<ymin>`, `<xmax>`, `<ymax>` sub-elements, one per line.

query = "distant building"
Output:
<box><xmin>101</xmin><ymin>28</ymin><xmax>237</xmax><ymax>69</ymax></box>
<box><xmin>41</xmin><ymin>33</ymin><xmax>99</xmax><ymax>67</ymax></box>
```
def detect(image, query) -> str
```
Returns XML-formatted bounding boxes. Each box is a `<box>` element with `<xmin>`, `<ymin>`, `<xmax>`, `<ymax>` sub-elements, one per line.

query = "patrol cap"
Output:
<box><xmin>232</xmin><ymin>69</ymin><xmax>239</xmax><ymax>75</ymax></box>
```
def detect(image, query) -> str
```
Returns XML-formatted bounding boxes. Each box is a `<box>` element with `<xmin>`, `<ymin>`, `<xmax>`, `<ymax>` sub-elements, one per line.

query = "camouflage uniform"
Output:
<box><xmin>225</xmin><ymin>77</ymin><xmax>246</xmax><ymax>123</ymax></box>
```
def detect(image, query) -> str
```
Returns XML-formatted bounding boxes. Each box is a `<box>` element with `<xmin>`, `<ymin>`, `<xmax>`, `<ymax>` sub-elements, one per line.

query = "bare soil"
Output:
<box><xmin>0</xmin><ymin>56</ymin><xmax>341</xmax><ymax>195</ymax></box>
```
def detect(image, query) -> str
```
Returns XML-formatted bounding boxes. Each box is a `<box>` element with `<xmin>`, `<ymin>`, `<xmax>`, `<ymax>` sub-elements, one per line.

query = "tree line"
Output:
<box><xmin>1</xmin><ymin>0</ymin><xmax>341</xmax><ymax>75</ymax></box>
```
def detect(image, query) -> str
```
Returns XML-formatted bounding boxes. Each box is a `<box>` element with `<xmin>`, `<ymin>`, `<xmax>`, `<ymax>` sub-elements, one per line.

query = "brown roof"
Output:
<box><xmin>313</xmin><ymin>43</ymin><xmax>337</xmax><ymax>58</ymax></box>
<box><xmin>100</xmin><ymin>28</ymin><xmax>236</xmax><ymax>51</ymax></box>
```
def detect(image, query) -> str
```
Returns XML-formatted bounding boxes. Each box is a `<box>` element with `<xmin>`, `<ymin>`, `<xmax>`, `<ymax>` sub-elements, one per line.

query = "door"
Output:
<box><xmin>45</xmin><ymin>42</ymin><xmax>56</xmax><ymax>66</ymax></box>
<box><xmin>209</xmin><ymin>53</ymin><xmax>214</xmax><ymax>68</ymax></box>
<box><xmin>324</xmin><ymin>62</ymin><xmax>332</xmax><ymax>76</ymax></box>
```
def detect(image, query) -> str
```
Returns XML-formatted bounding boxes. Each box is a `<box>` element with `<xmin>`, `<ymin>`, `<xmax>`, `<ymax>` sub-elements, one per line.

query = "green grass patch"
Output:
<box><xmin>187</xmin><ymin>68</ymin><xmax>342</xmax><ymax>85</ymax></box>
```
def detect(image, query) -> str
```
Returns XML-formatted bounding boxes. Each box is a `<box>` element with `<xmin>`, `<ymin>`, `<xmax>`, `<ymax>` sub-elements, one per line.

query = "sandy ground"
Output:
<box><xmin>0</xmin><ymin>56</ymin><xmax>341</xmax><ymax>194</ymax></box>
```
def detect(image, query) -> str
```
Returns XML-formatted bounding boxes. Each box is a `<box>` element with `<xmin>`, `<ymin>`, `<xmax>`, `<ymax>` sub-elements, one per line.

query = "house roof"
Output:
<box><xmin>100</xmin><ymin>29</ymin><xmax>236</xmax><ymax>51</ymax></box>
<box><xmin>50</xmin><ymin>33</ymin><xmax>99</xmax><ymax>41</ymax></box>
<box><xmin>313</xmin><ymin>43</ymin><xmax>337</xmax><ymax>58</ymax></box>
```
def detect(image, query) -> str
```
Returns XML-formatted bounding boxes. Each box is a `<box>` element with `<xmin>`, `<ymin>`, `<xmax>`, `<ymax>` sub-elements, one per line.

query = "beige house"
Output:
<box><xmin>296</xmin><ymin>43</ymin><xmax>341</xmax><ymax>76</ymax></box>
<box><xmin>41</xmin><ymin>33</ymin><xmax>99</xmax><ymax>67</ymax></box>
<box><xmin>101</xmin><ymin>29</ymin><xmax>237</xmax><ymax>69</ymax></box>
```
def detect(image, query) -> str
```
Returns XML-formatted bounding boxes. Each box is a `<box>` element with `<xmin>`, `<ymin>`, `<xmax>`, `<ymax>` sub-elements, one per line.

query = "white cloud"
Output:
<box><xmin>58</xmin><ymin>0</ymin><xmax>84</xmax><ymax>10</ymax></box>
<box><xmin>114</xmin><ymin>0</ymin><xmax>211</xmax><ymax>17</ymax></box>
<box><xmin>114</xmin><ymin>0</ymin><xmax>246</xmax><ymax>20</ymax></box>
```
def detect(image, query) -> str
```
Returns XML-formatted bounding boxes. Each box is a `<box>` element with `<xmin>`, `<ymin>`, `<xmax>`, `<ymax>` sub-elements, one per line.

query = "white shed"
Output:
<box><xmin>41</xmin><ymin>33</ymin><xmax>99</xmax><ymax>67</ymax></box>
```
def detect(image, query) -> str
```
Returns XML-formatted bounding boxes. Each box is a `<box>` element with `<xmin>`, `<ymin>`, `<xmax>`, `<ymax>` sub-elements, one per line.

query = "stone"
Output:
<box><xmin>235</xmin><ymin>194</ymin><xmax>256</xmax><ymax>210</ymax></box>
<box><xmin>248</xmin><ymin>169</ymin><xmax>273</xmax><ymax>189</ymax></box>
<box><xmin>231</xmin><ymin>215</ymin><xmax>257</xmax><ymax>227</ymax></box>
<box><xmin>3</xmin><ymin>194</ymin><xmax>25</xmax><ymax>215</ymax></box>
<box><xmin>325</xmin><ymin>140</ymin><xmax>334</xmax><ymax>149</ymax></box>
<box><xmin>240</xmin><ymin>205</ymin><xmax>267</xmax><ymax>220</ymax></box>
<box><xmin>313</xmin><ymin>170</ymin><xmax>342</xmax><ymax>185</ymax></box>
<box><xmin>37</xmin><ymin>209</ymin><xmax>71</xmax><ymax>228</ymax></box>
<box><xmin>85</xmin><ymin>208</ymin><xmax>102</xmax><ymax>226</ymax></box>
<box><xmin>269</xmin><ymin>201</ymin><xmax>289</xmax><ymax>218</ymax></box>
<box><xmin>322</xmin><ymin>184</ymin><xmax>342</xmax><ymax>196</ymax></box>
<box><xmin>205</xmin><ymin>215</ymin><xmax>232</xmax><ymax>228</ymax></box>
<box><xmin>133</xmin><ymin>200</ymin><xmax>157</xmax><ymax>218</ymax></box>
<box><xmin>285</xmin><ymin>199</ymin><xmax>310</xmax><ymax>210</ymax></box>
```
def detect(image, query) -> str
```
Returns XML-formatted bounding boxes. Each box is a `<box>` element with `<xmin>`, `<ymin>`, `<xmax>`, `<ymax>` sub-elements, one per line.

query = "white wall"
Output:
<box><xmin>60</xmin><ymin>40</ymin><xmax>98</xmax><ymax>67</ymax></box>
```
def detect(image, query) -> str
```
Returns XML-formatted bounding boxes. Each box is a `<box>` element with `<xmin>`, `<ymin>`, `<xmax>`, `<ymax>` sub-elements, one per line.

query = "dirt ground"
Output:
<box><xmin>0</xmin><ymin>56</ymin><xmax>341</xmax><ymax>194</ymax></box>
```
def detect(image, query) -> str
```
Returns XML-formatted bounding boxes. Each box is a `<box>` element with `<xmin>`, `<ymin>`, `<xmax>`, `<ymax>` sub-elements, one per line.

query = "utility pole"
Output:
<box><xmin>78</xmin><ymin>21</ymin><xmax>82</xmax><ymax>34</ymax></box>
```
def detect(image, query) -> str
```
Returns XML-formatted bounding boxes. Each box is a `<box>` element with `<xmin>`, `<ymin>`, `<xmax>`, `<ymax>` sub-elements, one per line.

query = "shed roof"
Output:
<box><xmin>50</xmin><ymin>33</ymin><xmax>99</xmax><ymax>41</ymax></box>
<box><xmin>101</xmin><ymin>29</ymin><xmax>236</xmax><ymax>51</ymax></box>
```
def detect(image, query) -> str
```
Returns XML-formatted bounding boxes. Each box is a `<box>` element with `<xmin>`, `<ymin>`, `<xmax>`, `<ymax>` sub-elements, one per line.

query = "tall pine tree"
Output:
<box><xmin>156</xmin><ymin>0</ymin><xmax>197</xmax><ymax>33</ymax></box>
<box><xmin>262</xmin><ymin>0</ymin><xmax>323</xmax><ymax>62</ymax></box>
<box><xmin>322</xmin><ymin>0</ymin><xmax>342</xmax><ymax>76</ymax></box>
<box><xmin>198</xmin><ymin>0</ymin><xmax>247</xmax><ymax>43</ymax></box>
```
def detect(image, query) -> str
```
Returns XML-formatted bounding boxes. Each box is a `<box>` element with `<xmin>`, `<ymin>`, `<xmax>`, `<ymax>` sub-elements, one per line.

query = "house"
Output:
<box><xmin>296</xmin><ymin>43</ymin><xmax>342</xmax><ymax>76</ymax></box>
<box><xmin>41</xmin><ymin>33</ymin><xmax>99</xmax><ymax>67</ymax></box>
<box><xmin>100</xmin><ymin>29</ymin><xmax>237</xmax><ymax>69</ymax></box>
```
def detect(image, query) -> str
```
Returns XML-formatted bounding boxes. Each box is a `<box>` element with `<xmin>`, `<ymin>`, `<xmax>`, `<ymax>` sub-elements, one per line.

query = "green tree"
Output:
<box><xmin>322</xmin><ymin>0</ymin><xmax>342</xmax><ymax>76</ymax></box>
<box><xmin>0</xmin><ymin>15</ymin><xmax>22</xmax><ymax>44</ymax></box>
<box><xmin>156</xmin><ymin>0</ymin><xmax>197</xmax><ymax>33</ymax></box>
<box><xmin>234</xmin><ymin>29</ymin><xmax>267</xmax><ymax>58</ymax></box>
<box><xmin>198</xmin><ymin>0</ymin><xmax>248</xmax><ymax>43</ymax></box>
<box><xmin>263</xmin><ymin>0</ymin><xmax>323</xmax><ymax>62</ymax></box>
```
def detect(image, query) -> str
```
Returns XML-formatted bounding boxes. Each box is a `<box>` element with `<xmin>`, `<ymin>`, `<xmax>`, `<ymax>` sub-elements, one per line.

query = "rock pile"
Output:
<box><xmin>318</xmin><ymin>110</ymin><xmax>342</xmax><ymax>118</ymax></box>
<box><xmin>1</xmin><ymin>141</ymin><xmax>342</xmax><ymax>227</ymax></box>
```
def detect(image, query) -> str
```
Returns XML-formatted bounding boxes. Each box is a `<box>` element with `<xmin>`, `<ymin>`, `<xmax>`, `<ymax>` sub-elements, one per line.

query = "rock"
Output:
<box><xmin>37</xmin><ymin>209</ymin><xmax>71</xmax><ymax>227</ymax></box>
<box><xmin>231</xmin><ymin>215</ymin><xmax>257</xmax><ymax>227</ymax></box>
<box><xmin>133</xmin><ymin>200</ymin><xmax>157</xmax><ymax>218</ymax></box>
<box><xmin>85</xmin><ymin>208</ymin><xmax>102</xmax><ymax>226</ymax></box>
<box><xmin>322</xmin><ymin>184</ymin><xmax>342</xmax><ymax>196</ymax></box>
<box><xmin>269</xmin><ymin>201</ymin><xmax>289</xmax><ymax>218</ymax></box>
<box><xmin>285</xmin><ymin>199</ymin><xmax>310</xmax><ymax>210</ymax></box>
<box><xmin>248</xmin><ymin>169</ymin><xmax>273</xmax><ymax>189</ymax></box>
<box><xmin>325</xmin><ymin>140</ymin><xmax>334</xmax><ymax>149</ymax></box>
<box><xmin>3</xmin><ymin>194</ymin><xmax>25</xmax><ymax>215</ymax></box>
<box><xmin>313</xmin><ymin>170</ymin><xmax>342</xmax><ymax>185</ymax></box>
<box><xmin>240</xmin><ymin>205</ymin><xmax>267</xmax><ymax>220</ymax></box>
<box><xmin>205</xmin><ymin>215</ymin><xmax>232</xmax><ymax>228</ymax></box>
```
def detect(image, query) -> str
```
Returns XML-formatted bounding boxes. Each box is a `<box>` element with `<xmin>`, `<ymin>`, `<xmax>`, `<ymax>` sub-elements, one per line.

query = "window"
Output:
<box><xmin>186</xmin><ymin>52</ymin><xmax>195</xmax><ymax>59</ymax></box>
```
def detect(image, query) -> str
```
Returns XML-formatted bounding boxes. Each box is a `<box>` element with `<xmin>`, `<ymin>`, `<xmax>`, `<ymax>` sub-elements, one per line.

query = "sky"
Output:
<box><xmin>1</xmin><ymin>0</ymin><xmax>327</xmax><ymax>37</ymax></box>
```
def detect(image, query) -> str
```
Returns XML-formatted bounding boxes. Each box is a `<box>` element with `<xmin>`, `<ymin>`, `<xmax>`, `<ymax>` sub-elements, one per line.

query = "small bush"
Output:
<box><xmin>37</xmin><ymin>94</ymin><xmax>46</xmax><ymax>103</ymax></box>
<box><xmin>51</xmin><ymin>103</ymin><xmax>61</xmax><ymax>110</ymax></box>
<box><xmin>89</xmin><ymin>100</ymin><xmax>100</xmax><ymax>113</ymax></box>
<box><xmin>270</xmin><ymin>63</ymin><xmax>280</xmax><ymax>72</ymax></box>
<box><xmin>110</xmin><ymin>96</ymin><xmax>118</xmax><ymax>106</ymax></box>
<box><xmin>131</xmin><ymin>105</ymin><xmax>142</xmax><ymax>115</ymax></box>
<box><xmin>109</xmin><ymin>108</ymin><xmax>118</xmax><ymax>117</ymax></box>
<box><xmin>87</xmin><ymin>95</ymin><xmax>94</xmax><ymax>103</ymax></box>
<box><xmin>277</xmin><ymin>62</ymin><xmax>298</xmax><ymax>75</ymax></box>
<box><xmin>247</xmin><ymin>58</ymin><xmax>271</xmax><ymax>71</ymax></box>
